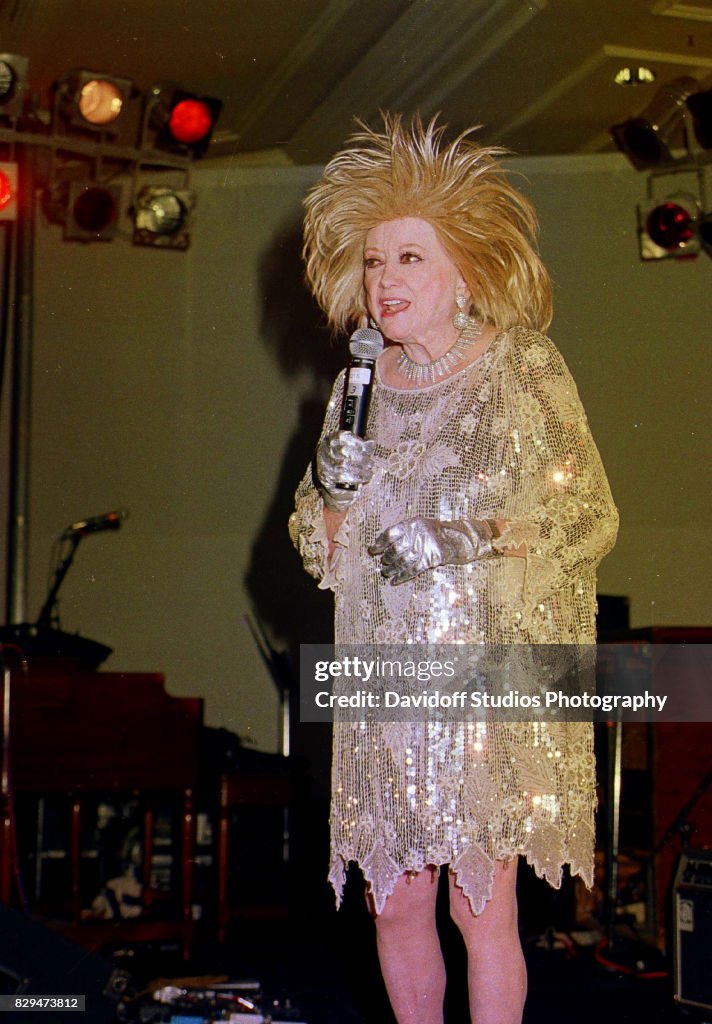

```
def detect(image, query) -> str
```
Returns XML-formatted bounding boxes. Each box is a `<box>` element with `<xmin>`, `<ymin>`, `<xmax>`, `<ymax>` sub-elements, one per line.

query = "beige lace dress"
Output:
<box><xmin>289</xmin><ymin>326</ymin><xmax>618</xmax><ymax>914</ymax></box>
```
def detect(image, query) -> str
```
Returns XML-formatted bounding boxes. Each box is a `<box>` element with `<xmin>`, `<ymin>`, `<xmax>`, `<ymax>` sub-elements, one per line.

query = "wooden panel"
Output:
<box><xmin>9</xmin><ymin>667</ymin><xmax>202</xmax><ymax>792</ymax></box>
<box><xmin>1</xmin><ymin>663</ymin><xmax>202</xmax><ymax>956</ymax></box>
<box><xmin>653</xmin><ymin>722</ymin><xmax>712</xmax><ymax>935</ymax></box>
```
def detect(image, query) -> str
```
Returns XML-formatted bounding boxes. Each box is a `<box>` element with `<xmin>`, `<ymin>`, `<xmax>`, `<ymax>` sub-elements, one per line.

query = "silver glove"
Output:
<box><xmin>368</xmin><ymin>516</ymin><xmax>494</xmax><ymax>585</ymax></box>
<box><xmin>315</xmin><ymin>430</ymin><xmax>376</xmax><ymax>511</ymax></box>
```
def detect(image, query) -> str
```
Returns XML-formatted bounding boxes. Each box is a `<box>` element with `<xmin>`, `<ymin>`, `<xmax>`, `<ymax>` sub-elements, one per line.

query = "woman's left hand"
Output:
<box><xmin>369</xmin><ymin>516</ymin><xmax>494</xmax><ymax>585</ymax></box>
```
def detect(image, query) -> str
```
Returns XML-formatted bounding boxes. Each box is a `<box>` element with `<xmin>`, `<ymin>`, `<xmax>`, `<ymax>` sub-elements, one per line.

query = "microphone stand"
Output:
<box><xmin>36</xmin><ymin>534</ymin><xmax>82</xmax><ymax>630</ymax></box>
<box><xmin>653</xmin><ymin>768</ymin><xmax>712</xmax><ymax>858</ymax></box>
<box><xmin>244</xmin><ymin>610</ymin><xmax>294</xmax><ymax>864</ymax></box>
<box><xmin>0</xmin><ymin>529</ymin><xmax>113</xmax><ymax>669</ymax></box>
<box><xmin>244</xmin><ymin>610</ymin><xmax>294</xmax><ymax>761</ymax></box>
<box><xmin>605</xmin><ymin>708</ymin><xmax>623</xmax><ymax>951</ymax></box>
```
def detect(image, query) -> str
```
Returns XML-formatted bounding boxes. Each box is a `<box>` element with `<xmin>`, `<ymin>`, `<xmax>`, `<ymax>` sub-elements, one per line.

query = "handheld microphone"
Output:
<box><xmin>341</xmin><ymin>327</ymin><xmax>384</xmax><ymax>436</ymax></box>
<box><xmin>62</xmin><ymin>509</ymin><xmax>129</xmax><ymax>538</ymax></box>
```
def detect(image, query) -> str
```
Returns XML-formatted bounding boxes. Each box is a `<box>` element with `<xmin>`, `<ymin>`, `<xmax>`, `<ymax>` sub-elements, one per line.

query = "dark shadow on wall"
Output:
<box><xmin>245</xmin><ymin>221</ymin><xmax>345</xmax><ymax>804</ymax></box>
<box><xmin>245</xmin><ymin>394</ymin><xmax>335</xmax><ymax>650</ymax></box>
<box><xmin>246</xmin><ymin>219</ymin><xmax>343</xmax><ymax>647</ymax></box>
<box><xmin>257</xmin><ymin>220</ymin><xmax>343</xmax><ymax>381</ymax></box>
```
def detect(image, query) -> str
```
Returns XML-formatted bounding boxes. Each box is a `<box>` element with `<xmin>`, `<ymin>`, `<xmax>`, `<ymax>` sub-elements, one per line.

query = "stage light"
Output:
<box><xmin>147</xmin><ymin>85</ymin><xmax>221</xmax><ymax>155</ymax></box>
<box><xmin>0</xmin><ymin>161</ymin><xmax>18</xmax><ymax>221</ymax></box>
<box><xmin>169</xmin><ymin>98</ymin><xmax>214</xmax><ymax>144</ymax></box>
<box><xmin>637</xmin><ymin>194</ymin><xmax>700</xmax><ymax>260</ymax></box>
<box><xmin>78</xmin><ymin>80</ymin><xmax>123</xmax><ymax>126</ymax></box>
<box><xmin>0</xmin><ymin>53</ymin><xmax>29</xmax><ymax>119</ymax></box>
<box><xmin>647</xmin><ymin>202</ymin><xmax>694</xmax><ymax>247</ymax></box>
<box><xmin>64</xmin><ymin>182</ymin><xmax>122</xmax><ymax>241</ymax></box>
<box><xmin>613</xmin><ymin>66</ymin><xmax>656</xmax><ymax>87</ymax></box>
<box><xmin>610</xmin><ymin>75</ymin><xmax>698</xmax><ymax>169</ymax></box>
<box><xmin>60</xmin><ymin>70</ymin><xmax>133</xmax><ymax>133</ymax></box>
<box><xmin>686</xmin><ymin>87</ymin><xmax>712</xmax><ymax>149</ymax></box>
<box><xmin>132</xmin><ymin>186</ymin><xmax>195</xmax><ymax>249</ymax></box>
<box><xmin>698</xmin><ymin>212</ymin><xmax>712</xmax><ymax>258</ymax></box>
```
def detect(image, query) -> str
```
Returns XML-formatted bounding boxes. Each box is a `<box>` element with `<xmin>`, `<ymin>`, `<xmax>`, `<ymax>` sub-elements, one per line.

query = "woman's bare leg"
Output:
<box><xmin>449</xmin><ymin>859</ymin><xmax>527</xmax><ymax>1024</ymax></box>
<box><xmin>371</xmin><ymin>869</ymin><xmax>445</xmax><ymax>1024</ymax></box>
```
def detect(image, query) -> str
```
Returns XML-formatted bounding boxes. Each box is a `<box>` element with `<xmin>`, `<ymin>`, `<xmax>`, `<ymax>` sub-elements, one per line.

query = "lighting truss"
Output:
<box><xmin>0</xmin><ymin>55</ymin><xmax>222</xmax><ymax>248</ymax></box>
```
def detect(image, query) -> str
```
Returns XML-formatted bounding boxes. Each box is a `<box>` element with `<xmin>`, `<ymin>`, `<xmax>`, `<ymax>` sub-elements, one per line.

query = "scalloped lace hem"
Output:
<box><xmin>329</xmin><ymin>841</ymin><xmax>593</xmax><ymax>917</ymax></box>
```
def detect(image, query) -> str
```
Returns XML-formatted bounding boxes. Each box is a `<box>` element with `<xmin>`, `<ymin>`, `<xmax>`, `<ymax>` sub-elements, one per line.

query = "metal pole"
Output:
<box><xmin>5</xmin><ymin>145</ymin><xmax>35</xmax><ymax>625</ymax></box>
<box><xmin>0</xmin><ymin>221</ymin><xmax>14</xmax><ymax>408</ymax></box>
<box><xmin>606</xmin><ymin>714</ymin><xmax>623</xmax><ymax>948</ymax></box>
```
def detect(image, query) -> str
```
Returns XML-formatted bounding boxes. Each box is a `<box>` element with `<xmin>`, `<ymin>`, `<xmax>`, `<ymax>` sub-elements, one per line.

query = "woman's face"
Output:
<box><xmin>363</xmin><ymin>217</ymin><xmax>467</xmax><ymax>350</ymax></box>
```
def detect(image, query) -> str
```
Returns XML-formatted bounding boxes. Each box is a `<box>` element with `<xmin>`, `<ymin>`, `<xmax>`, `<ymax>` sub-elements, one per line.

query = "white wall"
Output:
<box><xmin>1</xmin><ymin>153</ymin><xmax>709</xmax><ymax>752</ymax></box>
<box><xmin>515</xmin><ymin>155</ymin><xmax>710</xmax><ymax>628</ymax></box>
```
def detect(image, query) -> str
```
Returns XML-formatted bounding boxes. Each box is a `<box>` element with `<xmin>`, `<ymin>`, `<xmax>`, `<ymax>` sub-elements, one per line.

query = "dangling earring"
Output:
<box><xmin>368</xmin><ymin>316</ymin><xmax>379</xmax><ymax>329</ymax></box>
<box><xmin>453</xmin><ymin>294</ymin><xmax>479</xmax><ymax>334</ymax></box>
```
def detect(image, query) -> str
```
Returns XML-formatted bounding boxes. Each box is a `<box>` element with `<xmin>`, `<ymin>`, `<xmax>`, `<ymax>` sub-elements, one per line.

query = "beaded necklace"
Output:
<box><xmin>396</xmin><ymin>314</ymin><xmax>483</xmax><ymax>385</ymax></box>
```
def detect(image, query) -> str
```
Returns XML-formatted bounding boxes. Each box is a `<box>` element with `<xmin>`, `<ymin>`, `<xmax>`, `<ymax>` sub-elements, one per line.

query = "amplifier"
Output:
<box><xmin>0</xmin><ymin>904</ymin><xmax>129</xmax><ymax>1021</ymax></box>
<box><xmin>673</xmin><ymin>850</ymin><xmax>712</xmax><ymax>1012</ymax></box>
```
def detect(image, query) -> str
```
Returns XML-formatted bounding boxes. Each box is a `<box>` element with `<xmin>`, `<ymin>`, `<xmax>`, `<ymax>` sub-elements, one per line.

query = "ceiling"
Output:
<box><xmin>2</xmin><ymin>0</ymin><xmax>712</xmax><ymax>165</ymax></box>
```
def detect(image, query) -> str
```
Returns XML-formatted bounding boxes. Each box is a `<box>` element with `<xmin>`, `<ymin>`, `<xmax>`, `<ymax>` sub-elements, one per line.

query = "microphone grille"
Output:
<box><xmin>349</xmin><ymin>327</ymin><xmax>384</xmax><ymax>360</ymax></box>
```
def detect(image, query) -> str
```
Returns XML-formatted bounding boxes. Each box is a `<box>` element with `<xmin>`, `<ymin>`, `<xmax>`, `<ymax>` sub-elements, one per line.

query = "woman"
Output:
<box><xmin>289</xmin><ymin>114</ymin><xmax>618</xmax><ymax>1024</ymax></box>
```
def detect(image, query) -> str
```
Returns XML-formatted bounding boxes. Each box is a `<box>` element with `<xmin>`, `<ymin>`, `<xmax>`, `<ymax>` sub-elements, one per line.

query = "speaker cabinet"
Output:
<box><xmin>673</xmin><ymin>851</ymin><xmax>712</xmax><ymax>1012</ymax></box>
<box><xmin>0</xmin><ymin>904</ymin><xmax>128</xmax><ymax>1021</ymax></box>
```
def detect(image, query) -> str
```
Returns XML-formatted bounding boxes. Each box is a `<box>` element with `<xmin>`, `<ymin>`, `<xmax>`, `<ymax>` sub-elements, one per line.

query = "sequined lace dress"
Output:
<box><xmin>289</xmin><ymin>327</ymin><xmax>618</xmax><ymax>914</ymax></box>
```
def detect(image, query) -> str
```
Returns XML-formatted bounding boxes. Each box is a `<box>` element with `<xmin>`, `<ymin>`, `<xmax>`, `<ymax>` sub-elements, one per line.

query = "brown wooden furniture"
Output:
<box><xmin>217</xmin><ymin>770</ymin><xmax>291</xmax><ymax>942</ymax></box>
<box><xmin>1</xmin><ymin>658</ymin><xmax>203</xmax><ymax>957</ymax></box>
<box><xmin>596</xmin><ymin>628</ymin><xmax>712</xmax><ymax>945</ymax></box>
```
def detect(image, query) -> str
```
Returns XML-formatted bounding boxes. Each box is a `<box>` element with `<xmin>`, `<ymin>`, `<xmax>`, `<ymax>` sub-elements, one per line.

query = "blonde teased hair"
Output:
<box><xmin>302</xmin><ymin>113</ymin><xmax>552</xmax><ymax>334</ymax></box>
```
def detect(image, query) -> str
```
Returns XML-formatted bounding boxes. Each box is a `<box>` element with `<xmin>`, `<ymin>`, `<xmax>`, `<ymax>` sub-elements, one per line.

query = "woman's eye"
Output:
<box><xmin>400</xmin><ymin>251</ymin><xmax>421</xmax><ymax>264</ymax></box>
<box><xmin>364</xmin><ymin>257</ymin><xmax>381</xmax><ymax>269</ymax></box>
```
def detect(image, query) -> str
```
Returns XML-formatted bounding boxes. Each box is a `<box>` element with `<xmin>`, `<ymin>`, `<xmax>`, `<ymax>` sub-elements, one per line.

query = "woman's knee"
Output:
<box><xmin>448</xmin><ymin>860</ymin><xmax>519</xmax><ymax>938</ymax></box>
<box><xmin>370</xmin><ymin>869</ymin><xmax>439</xmax><ymax>930</ymax></box>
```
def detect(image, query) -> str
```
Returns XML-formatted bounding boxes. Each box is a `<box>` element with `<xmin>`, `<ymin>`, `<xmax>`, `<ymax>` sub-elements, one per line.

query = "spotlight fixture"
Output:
<box><xmin>610</xmin><ymin>75</ymin><xmax>698</xmax><ymax>169</ymax></box>
<box><xmin>613</xmin><ymin>66</ymin><xmax>656</xmax><ymax>87</ymax></box>
<box><xmin>146</xmin><ymin>85</ymin><xmax>222</xmax><ymax>155</ymax></box>
<box><xmin>637</xmin><ymin>193</ymin><xmax>700</xmax><ymax>260</ymax></box>
<box><xmin>64</xmin><ymin>182</ymin><xmax>122</xmax><ymax>241</ymax></box>
<box><xmin>132</xmin><ymin>186</ymin><xmax>195</xmax><ymax>249</ymax></box>
<box><xmin>698</xmin><ymin>212</ymin><xmax>712</xmax><ymax>258</ymax></box>
<box><xmin>686</xmin><ymin>87</ymin><xmax>712</xmax><ymax>149</ymax></box>
<box><xmin>0</xmin><ymin>160</ymin><xmax>18</xmax><ymax>221</ymax></box>
<box><xmin>0</xmin><ymin>53</ymin><xmax>29</xmax><ymax>119</ymax></box>
<box><xmin>59</xmin><ymin>70</ymin><xmax>133</xmax><ymax>133</ymax></box>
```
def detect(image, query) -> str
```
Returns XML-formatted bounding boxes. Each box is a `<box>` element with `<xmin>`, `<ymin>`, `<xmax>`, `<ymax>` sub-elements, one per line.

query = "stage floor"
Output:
<box><xmin>120</xmin><ymin>904</ymin><xmax>690</xmax><ymax>1024</ymax></box>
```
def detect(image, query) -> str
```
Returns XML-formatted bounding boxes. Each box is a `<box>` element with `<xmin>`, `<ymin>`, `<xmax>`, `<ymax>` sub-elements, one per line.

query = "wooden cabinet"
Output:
<box><xmin>1</xmin><ymin>660</ymin><xmax>203</xmax><ymax>956</ymax></box>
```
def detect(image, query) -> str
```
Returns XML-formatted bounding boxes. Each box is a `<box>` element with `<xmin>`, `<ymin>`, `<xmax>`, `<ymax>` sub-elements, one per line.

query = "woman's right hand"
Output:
<box><xmin>316</xmin><ymin>430</ymin><xmax>376</xmax><ymax>511</ymax></box>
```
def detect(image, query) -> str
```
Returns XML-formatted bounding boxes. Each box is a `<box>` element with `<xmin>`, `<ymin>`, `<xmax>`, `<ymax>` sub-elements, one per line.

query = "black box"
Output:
<box><xmin>673</xmin><ymin>850</ymin><xmax>712</xmax><ymax>1012</ymax></box>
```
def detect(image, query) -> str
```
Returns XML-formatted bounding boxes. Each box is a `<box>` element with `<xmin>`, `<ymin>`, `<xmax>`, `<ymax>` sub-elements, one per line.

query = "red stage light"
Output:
<box><xmin>0</xmin><ymin>169</ymin><xmax>13</xmax><ymax>211</ymax></box>
<box><xmin>168</xmin><ymin>98</ymin><xmax>213</xmax><ymax>144</ymax></box>
<box><xmin>646</xmin><ymin>202</ymin><xmax>695</xmax><ymax>250</ymax></box>
<box><xmin>0</xmin><ymin>160</ymin><xmax>18</xmax><ymax>220</ymax></box>
<box><xmin>148</xmin><ymin>86</ymin><xmax>221</xmax><ymax>154</ymax></box>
